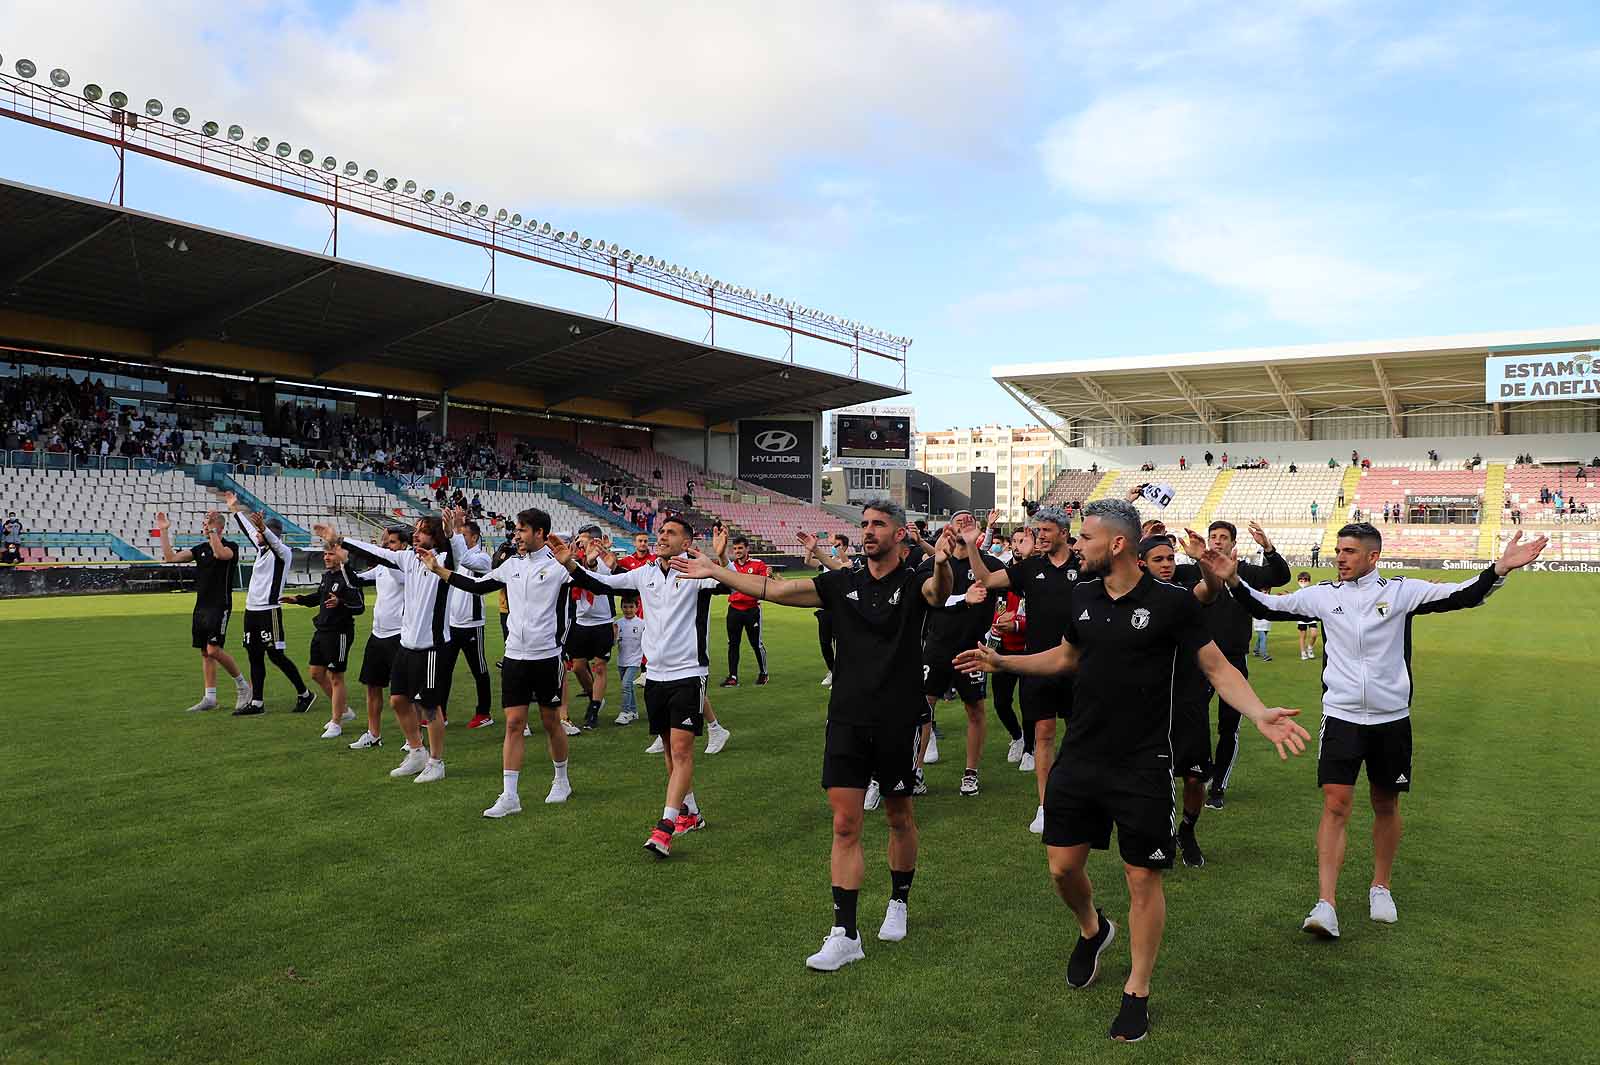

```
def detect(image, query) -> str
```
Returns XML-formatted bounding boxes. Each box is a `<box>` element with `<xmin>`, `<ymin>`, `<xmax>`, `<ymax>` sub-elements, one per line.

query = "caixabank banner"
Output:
<box><xmin>738</xmin><ymin>419</ymin><xmax>815</xmax><ymax>499</ymax></box>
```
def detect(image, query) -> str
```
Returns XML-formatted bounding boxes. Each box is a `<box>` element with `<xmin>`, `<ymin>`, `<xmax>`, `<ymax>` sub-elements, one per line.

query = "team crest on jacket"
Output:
<box><xmin>1068</xmin><ymin>569</ymin><xmax>1079</xmax><ymax>580</ymax></box>
<box><xmin>889</xmin><ymin>587</ymin><xmax>902</xmax><ymax>605</ymax></box>
<box><xmin>1375</xmin><ymin>601</ymin><xmax>1390</xmax><ymax>616</ymax></box>
<box><xmin>1131</xmin><ymin>607</ymin><xmax>1151</xmax><ymax>630</ymax></box>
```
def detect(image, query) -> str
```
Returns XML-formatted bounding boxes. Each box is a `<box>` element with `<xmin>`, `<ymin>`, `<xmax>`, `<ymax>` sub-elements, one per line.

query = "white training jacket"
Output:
<box><xmin>341</xmin><ymin>536</ymin><xmax>455</xmax><ymax>652</ymax></box>
<box><xmin>444</xmin><ymin>545</ymin><xmax>574</xmax><ymax>661</ymax></box>
<box><xmin>446</xmin><ymin>533</ymin><xmax>493</xmax><ymax>629</ymax></box>
<box><xmin>355</xmin><ymin>565</ymin><xmax>407</xmax><ymax>640</ymax></box>
<box><xmin>233</xmin><ymin>510</ymin><xmax>294</xmax><ymax>612</ymax></box>
<box><xmin>572</xmin><ymin>558</ymin><xmax>615</xmax><ymax>626</ymax></box>
<box><xmin>1232</xmin><ymin>565</ymin><xmax>1504</xmax><ymax>725</ymax></box>
<box><xmin>570</xmin><ymin>556</ymin><xmax>724</xmax><ymax>682</ymax></box>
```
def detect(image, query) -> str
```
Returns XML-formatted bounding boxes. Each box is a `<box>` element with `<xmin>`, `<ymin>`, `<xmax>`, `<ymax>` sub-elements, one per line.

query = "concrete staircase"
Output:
<box><xmin>1321</xmin><ymin>465</ymin><xmax>1364</xmax><ymax>555</ymax></box>
<box><xmin>1086</xmin><ymin>469</ymin><xmax>1121</xmax><ymax>502</ymax></box>
<box><xmin>1195</xmin><ymin>469</ymin><xmax>1234</xmax><ymax>528</ymax></box>
<box><xmin>1477</xmin><ymin>463</ymin><xmax>1506</xmax><ymax>557</ymax></box>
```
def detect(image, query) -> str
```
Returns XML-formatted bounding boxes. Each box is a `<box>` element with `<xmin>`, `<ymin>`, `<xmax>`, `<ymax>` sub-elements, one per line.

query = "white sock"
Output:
<box><xmin>204</xmin><ymin>687</ymin><xmax>217</xmax><ymax>700</ymax></box>
<box><xmin>682</xmin><ymin>791</ymin><xmax>699</xmax><ymax>815</ymax></box>
<box><xmin>234</xmin><ymin>675</ymin><xmax>249</xmax><ymax>687</ymax></box>
<box><xmin>663</xmin><ymin>805</ymin><xmax>680</xmax><ymax>823</ymax></box>
<box><xmin>1036</xmin><ymin>804</ymin><xmax>1045</xmax><ymax>816</ymax></box>
<box><xmin>503</xmin><ymin>769</ymin><xmax>520</xmax><ymax>797</ymax></box>
<box><xmin>553</xmin><ymin>760</ymin><xmax>568</xmax><ymax>784</ymax></box>
<box><xmin>710</xmin><ymin>719</ymin><xmax>725</xmax><ymax>731</ymax></box>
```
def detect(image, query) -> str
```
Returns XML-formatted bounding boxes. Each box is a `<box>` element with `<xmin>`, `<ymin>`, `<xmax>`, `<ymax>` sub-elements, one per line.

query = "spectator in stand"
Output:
<box><xmin>1351</xmin><ymin>449</ymin><xmax>1359</xmax><ymax>466</ymax></box>
<box><xmin>1540</xmin><ymin>485</ymin><xmax>1550</xmax><ymax>504</ymax></box>
<box><xmin>1327</xmin><ymin>457</ymin><xmax>1338</xmax><ymax>469</ymax></box>
<box><xmin>1361</xmin><ymin>458</ymin><xmax>1372</xmax><ymax>470</ymax></box>
<box><xmin>652</xmin><ymin>467</ymin><xmax>663</xmax><ymax>483</ymax></box>
<box><xmin>1179</xmin><ymin>456</ymin><xmax>1187</xmax><ymax>470</ymax></box>
<box><xmin>2</xmin><ymin>513</ymin><xmax>21</xmax><ymax>537</ymax></box>
<box><xmin>1428</xmin><ymin>449</ymin><xmax>1440</xmax><ymax>466</ymax></box>
<box><xmin>643</xmin><ymin>500</ymin><xmax>657</xmax><ymax>533</ymax></box>
<box><xmin>1205</xmin><ymin>451</ymin><xmax>1214</xmax><ymax>467</ymax></box>
<box><xmin>1220</xmin><ymin>451</ymin><xmax>1229</xmax><ymax>467</ymax></box>
<box><xmin>1310</xmin><ymin>501</ymin><xmax>1319</xmax><ymax>522</ymax></box>
<box><xmin>0</xmin><ymin>541</ymin><xmax>21</xmax><ymax>566</ymax></box>
<box><xmin>1577</xmin><ymin>466</ymin><xmax>1587</xmax><ymax>482</ymax></box>
<box><xmin>1289</xmin><ymin>462</ymin><xmax>1298</xmax><ymax>474</ymax></box>
<box><xmin>1510</xmin><ymin>508</ymin><xmax>1521</xmax><ymax>526</ymax></box>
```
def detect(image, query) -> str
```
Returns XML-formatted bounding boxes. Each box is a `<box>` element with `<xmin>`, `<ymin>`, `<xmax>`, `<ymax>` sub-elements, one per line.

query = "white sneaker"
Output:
<box><xmin>561</xmin><ymin>720</ymin><xmax>581</xmax><ymax>736</ymax></box>
<box><xmin>863</xmin><ymin>779</ymin><xmax>882</xmax><ymax>811</ymax></box>
<box><xmin>348</xmin><ymin>731</ymin><xmax>382</xmax><ymax>750</ymax></box>
<box><xmin>924</xmin><ymin>733</ymin><xmax>940</xmax><ymax>764</ymax></box>
<box><xmin>635</xmin><ymin>671</ymin><xmax>647</xmax><ymax>687</ymax></box>
<box><xmin>805</xmin><ymin>928</ymin><xmax>865</xmax><ymax>971</ymax></box>
<box><xmin>615</xmin><ymin>710</ymin><xmax>637</xmax><ymax>726</ymax></box>
<box><xmin>1019</xmin><ymin>752</ymin><xmax>1035</xmax><ymax>772</ymax></box>
<box><xmin>1028</xmin><ymin>805</ymin><xmax>1044</xmax><ymax>834</ymax></box>
<box><xmin>523</xmin><ymin>724</ymin><xmax>533</xmax><ymax>737</ymax></box>
<box><xmin>1369</xmin><ymin>885</ymin><xmax>1398</xmax><ymax>924</ymax></box>
<box><xmin>545</xmin><ymin>778</ymin><xmax>572</xmax><ymax>804</ymax></box>
<box><xmin>704</xmin><ymin>723</ymin><xmax>731</xmax><ymax>755</ymax></box>
<box><xmin>414</xmin><ymin>758</ymin><xmax>446</xmax><ymax>784</ymax></box>
<box><xmin>821</xmin><ymin>672</ymin><xmax>832</xmax><ymax>688</ymax></box>
<box><xmin>340</xmin><ymin>708</ymin><xmax>356</xmax><ymax>722</ymax></box>
<box><xmin>185</xmin><ymin>697</ymin><xmax>217</xmax><ymax>713</ymax></box>
<box><xmin>1302</xmin><ymin>899</ymin><xmax>1340</xmax><ymax>938</ymax></box>
<box><xmin>1006</xmin><ymin>736</ymin><xmax>1025</xmax><ymax>764</ymax></box>
<box><xmin>878</xmin><ymin>899</ymin><xmax>908</xmax><ymax>942</ymax></box>
<box><xmin>320</xmin><ymin>721</ymin><xmax>343</xmax><ymax>739</ymax></box>
<box><xmin>389</xmin><ymin>746</ymin><xmax>429</xmax><ymax>777</ymax></box>
<box><xmin>232</xmin><ymin>683</ymin><xmax>253</xmax><ymax>712</ymax></box>
<box><xmin>483</xmin><ymin>792</ymin><xmax>522</xmax><ymax>818</ymax></box>
<box><xmin>646</xmin><ymin>735</ymin><xmax>665</xmax><ymax>754</ymax></box>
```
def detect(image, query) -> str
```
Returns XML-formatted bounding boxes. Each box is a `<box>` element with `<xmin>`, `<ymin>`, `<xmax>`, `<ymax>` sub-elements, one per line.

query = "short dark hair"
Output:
<box><xmin>730</xmin><ymin>534</ymin><xmax>749</xmax><ymax>547</ymax></box>
<box><xmin>661</xmin><ymin>514</ymin><xmax>694</xmax><ymax>538</ymax></box>
<box><xmin>265</xmin><ymin>516</ymin><xmax>284</xmax><ymax>536</ymax></box>
<box><xmin>385</xmin><ymin>524</ymin><xmax>413</xmax><ymax>545</ymax></box>
<box><xmin>1207</xmin><ymin>520</ymin><xmax>1237</xmax><ymax>540</ymax></box>
<box><xmin>1297</xmin><ymin>571</ymin><xmax>1312</xmax><ymax>581</ymax></box>
<box><xmin>1337</xmin><ymin>521</ymin><xmax>1382</xmax><ymax>549</ymax></box>
<box><xmin>415</xmin><ymin>515</ymin><xmax>445</xmax><ymax>546</ymax></box>
<box><xmin>832</xmin><ymin>533</ymin><xmax>850</xmax><ymax>547</ymax></box>
<box><xmin>516</xmin><ymin>508</ymin><xmax>551</xmax><ymax>535</ymax></box>
<box><xmin>463</xmin><ymin>520</ymin><xmax>481</xmax><ymax>538</ymax></box>
<box><xmin>620</xmin><ymin>593</ymin><xmax>640</xmax><ymax>605</ymax></box>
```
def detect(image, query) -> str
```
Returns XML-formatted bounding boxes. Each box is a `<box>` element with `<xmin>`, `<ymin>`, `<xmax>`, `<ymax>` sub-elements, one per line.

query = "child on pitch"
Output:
<box><xmin>615</xmin><ymin>595</ymin><xmax>645</xmax><ymax>725</ymax></box>
<box><xmin>282</xmin><ymin>543</ymin><xmax>366</xmax><ymax>738</ymax></box>
<box><xmin>1295</xmin><ymin>573</ymin><xmax>1320</xmax><ymax>660</ymax></box>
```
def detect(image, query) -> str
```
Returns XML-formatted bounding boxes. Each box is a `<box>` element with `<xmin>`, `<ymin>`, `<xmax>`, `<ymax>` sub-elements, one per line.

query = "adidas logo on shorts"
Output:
<box><xmin>681</xmin><ymin>717</ymin><xmax>694</xmax><ymax>727</ymax></box>
<box><xmin>1148</xmin><ymin>849</ymin><xmax>1166</xmax><ymax>861</ymax></box>
<box><xmin>1395</xmin><ymin>773</ymin><xmax>1408</xmax><ymax>784</ymax></box>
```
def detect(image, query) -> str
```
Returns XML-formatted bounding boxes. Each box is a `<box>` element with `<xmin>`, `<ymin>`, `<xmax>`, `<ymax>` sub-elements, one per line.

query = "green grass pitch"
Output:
<box><xmin>4</xmin><ymin>570</ymin><xmax>1597</xmax><ymax>1064</ymax></box>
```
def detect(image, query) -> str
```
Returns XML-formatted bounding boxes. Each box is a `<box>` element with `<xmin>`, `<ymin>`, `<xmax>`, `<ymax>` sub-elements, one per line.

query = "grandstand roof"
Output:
<box><xmin>992</xmin><ymin>326</ymin><xmax>1600</xmax><ymax>441</ymax></box>
<box><xmin>0</xmin><ymin>179</ymin><xmax>900</xmax><ymax>430</ymax></box>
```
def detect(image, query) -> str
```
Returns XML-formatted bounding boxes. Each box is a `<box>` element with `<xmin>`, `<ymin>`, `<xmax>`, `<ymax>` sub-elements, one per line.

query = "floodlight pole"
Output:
<box><xmin>708</xmin><ymin>288</ymin><xmax>716</xmax><ymax>346</ymax></box>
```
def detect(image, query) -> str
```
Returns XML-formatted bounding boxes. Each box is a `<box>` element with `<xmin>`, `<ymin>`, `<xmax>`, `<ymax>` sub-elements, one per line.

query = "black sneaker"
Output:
<box><xmin>1177</xmin><ymin>823</ymin><xmax>1205</xmax><ymax>868</ymax></box>
<box><xmin>719</xmin><ymin>676</ymin><xmax>739</xmax><ymax>688</ymax></box>
<box><xmin>233</xmin><ymin>702</ymin><xmax>265</xmax><ymax>717</ymax></box>
<box><xmin>582</xmin><ymin>710</ymin><xmax>599</xmax><ymax>731</ymax></box>
<box><xmin>292</xmin><ymin>691</ymin><xmax>317</xmax><ymax>714</ymax></box>
<box><xmin>1204</xmin><ymin>788</ymin><xmax>1226</xmax><ymax>811</ymax></box>
<box><xmin>1066</xmin><ymin>908</ymin><xmax>1115</xmax><ymax>989</ymax></box>
<box><xmin>755</xmin><ymin>674</ymin><xmax>769</xmax><ymax>686</ymax></box>
<box><xmin>1109</xmin><ymin>992</ymin><xmax>1150</xmax><ymax>1042</ymax></box>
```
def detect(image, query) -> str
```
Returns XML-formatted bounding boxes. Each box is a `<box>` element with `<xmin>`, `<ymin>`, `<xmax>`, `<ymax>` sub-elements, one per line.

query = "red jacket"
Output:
<box><xmin>993</xmin><ymin>589</ymin><xmax>1026</xmax><ymax>652</ymax></box>
<box><xmin>727</xmin><ymin>558</ymin><xmax>769</xmax><ymax>611</ymax></box>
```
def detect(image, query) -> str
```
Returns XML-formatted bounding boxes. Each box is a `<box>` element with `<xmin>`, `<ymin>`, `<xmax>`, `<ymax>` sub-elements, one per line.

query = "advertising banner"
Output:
<box><xmin>738</xmin><ymin>419</ymin><xmax>816</xmax><ymax>499</ymax></box>
<box><xmin>1484</xmin><ymin>352</ymin><xmax>1600</xmax><ymax>402</ymax></box>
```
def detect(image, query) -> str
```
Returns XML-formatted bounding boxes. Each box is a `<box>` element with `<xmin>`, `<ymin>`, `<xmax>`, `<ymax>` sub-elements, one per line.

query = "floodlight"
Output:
<box><xmin>173</xmin><ymin>107</ymin><xmax>190</xmax><ymax>125</ymax></box>
<box><xmin>321</xmin><ymin>155</ymin><xmax>336</xmax><ymax>171</ymax></box>
<box><xmin>252</xmin><ymin>137</ymin><xmax>269</xmax><ymax>151</ymax></box>
<box><xmin>363</xmin><ymin>168</ymin><xmax>378</xmax><ymax>184</ymax></box>
<box><xmin>554</xmin><ymin>230</ymin><xmax>566</xmax><ymax>241</ymax></box>
<box><xmin>276</xmin><ymin>142</ymin><xmax>292</xmax><ymax>158</ymax></box>
<box><xmin>622</xmin><ymin>249</ymin><xmax>632</xmax><ymax>259</ymax></box>
<box><xmin>84</xmin><ymin>84</ymin><xmax>103</xmax><ymax>102</ymax></box>
<box><xmin>228</xmin><ymin>124</ymin><xmax>245</xmax><ymax>142</ymax></box>
<box><xmin>510</xmin><ymin>213</ymin><xmax>521</xmax><ymax>226</ymax></box>
<box><xmin>202</xmin><ymin>121</ymin><xmax>219</xmax><ymax>137</ymax></box>
<box><xmin>146</xmin><ymin>99</ymin><xmax>163</xmax><ymax>117</ymax></box>
<box><xmin>475</xmin><ymin>204</ymin><xmax>488</xmax><ymax>217</ymax></box>
<box><xmin>568</xmin><ymin>231</ymin><xmax>580</xmax><ymax>243</ymax></box>
<box><xmin>15</xmin><ymin>59</ymin><xmax>36</xmax><ymax>79</ymax></box>
<box><xmin>540</xmin><ymin>222</ymin><xmax>553</xmax><ymax>235</ymax></box>
<box><xmin>108</xmin><ymin>90</ymin><xmax>128</xmax><ymax>109</ymax></box>
<box><xmin>383</xmin><ymin>177</ymin><xmax>398</xmax><ymax>191</ymax></box>
<box><xmin>580</xmin><ymin>238</ymin><xmax>592</xmax><ymax>249</ymax></box>
<box><xmin>524</xmin><ymin>220</ymin><xmax>537</xmax><ymax>232</ymax></box>
<box><xmin>298</xmin><ymin>148</ymin><xmax>314</xmax><ymax>165</ymax></box>
<box><xmin>442</xmin><ymin>192</ymin><xmax>454</xmax><ymax>205</ymax></box>
<box><xmin>609</xmin><ymin>243</ymin><xmax>620</xmax><ymax>254</ymax></box>
<box><xmin>460</xmin><ymin>200</ymin><xmax>473</xmax><ymax>213</ymax></box>
<box><xmin>422</xmin><ymin>189</ymin><xmax>436</xmax><ymax>202</ymax></box>
<box><xmin>496</xmin><ymin>208</ymin><xmax>508</xmax><ymax>222</ymax></box>
<box><xmin>403</xmin><ymin>180</ymin><xmax>417</xmax><ymax>194</ymax></box>
<box><xmin>49</xmin><ymin>68</ymin><xmax>69</xmax><ymax>88</ymax></box>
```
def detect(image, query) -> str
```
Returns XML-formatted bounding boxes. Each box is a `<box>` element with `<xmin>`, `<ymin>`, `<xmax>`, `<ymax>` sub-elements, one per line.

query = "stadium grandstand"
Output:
<box><xmin>991</xmin><ymin>329</ymin><xmax>1600</xmax><ymax>565</ymax></box>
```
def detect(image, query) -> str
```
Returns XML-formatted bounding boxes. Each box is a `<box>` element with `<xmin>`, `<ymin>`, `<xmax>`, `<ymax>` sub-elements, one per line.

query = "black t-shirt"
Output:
<box><xmin>813</xmin><ymin>561</ymin><xmax>933</xmax><ymax>728</ymax></box>
<box><xmin>918</xmin><ymin>550</ymin><xmax>1004</xmax><ymax>654</ymax></box>
<box><xmin>1062</xmin><ymin>572</ymin><xmax>1211</xmax><ymax>768</ymax></box>
<box><xmin>190</xmin><ymin>538</ymin><xmax>239</xmax><ymax>611</ymax></box>
<box><xmin>1162</xmin><ymin>566</ymin><xmax>1212</xmax><ymax>710</ymax></box>
<box><xmin>1005</xmin><ymin>551</ymin><xmax>1084</xmax><ymax>654</ymax></box>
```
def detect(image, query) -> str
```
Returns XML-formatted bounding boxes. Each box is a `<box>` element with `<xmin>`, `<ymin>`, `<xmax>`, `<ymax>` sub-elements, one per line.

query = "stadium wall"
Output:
<box><xmin>654</xmin><ymin>427</ymin><xmax>738</xmax><ymax>478</ymax></box>
<box><xmin>1055</xmin><ymin>429</ymin><xmax>1600</xmax><ymax>470</ymax></box>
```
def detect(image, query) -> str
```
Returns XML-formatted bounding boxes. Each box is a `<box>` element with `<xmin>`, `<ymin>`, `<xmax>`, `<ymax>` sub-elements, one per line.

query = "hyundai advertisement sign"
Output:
<box><xmin>738</xmin><ymin>419</ymin><xmax>816</xmax><ymax>499</ymax></box>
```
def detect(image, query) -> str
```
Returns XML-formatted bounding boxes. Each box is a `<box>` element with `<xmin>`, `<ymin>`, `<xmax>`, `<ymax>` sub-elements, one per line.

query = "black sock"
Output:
<box><xmin>268</xmin><ymin>649</ymin><xmax>306</xmax><ymax>694</ymax></box>
<box><xmin>831</xmin><ymin>885</ymin><xmax>859</xmax><ymax>939</ymax></box>
<box><xmin>1182</xmin><ymin>810</ymin><xmax>1199</xmax><ymax>830</ymax></box>
<box><xmin>588</xmin><ymin>699</ymin><xmax>601</xmax><ymax>714</ymax></box>
<box><xmin>890</xmin><ymin>868</ymin><xmax>915</xmax><ymax>904</ymax></box>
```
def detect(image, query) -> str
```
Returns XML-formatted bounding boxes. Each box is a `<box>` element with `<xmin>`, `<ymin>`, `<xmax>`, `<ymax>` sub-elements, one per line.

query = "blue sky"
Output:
<box><xmin>4</xmin><ymin>1</ymin><xmax>1600</xmax><ymax>430</ymax></box>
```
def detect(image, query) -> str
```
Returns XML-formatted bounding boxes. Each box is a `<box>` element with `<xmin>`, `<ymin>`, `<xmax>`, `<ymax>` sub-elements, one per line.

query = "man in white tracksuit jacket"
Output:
<box><xmin>1225</xmin><ymin>520</ymin><xmax>1547</xmax><ymax>940</ymax></box>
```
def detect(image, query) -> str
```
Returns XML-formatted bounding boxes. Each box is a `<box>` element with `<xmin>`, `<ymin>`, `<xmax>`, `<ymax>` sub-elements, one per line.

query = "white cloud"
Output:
<box><xmin>0</xmin><ymin>0</ymin><xmax>1019</xmax><ymax>218</ymax></box>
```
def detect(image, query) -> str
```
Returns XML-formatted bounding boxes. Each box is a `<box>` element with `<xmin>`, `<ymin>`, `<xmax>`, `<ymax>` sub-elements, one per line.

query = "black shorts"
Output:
<box><xmin>1297</xmin><ymin>621</ymin><xmax>1320</xmax><ymax>632</ymax></box>
<box><xmin>309</xmin><ymin>628</ymin><xmax>355</xmax><ymax>673</ymax></box>
<box><xmin>923</xmin><ymin>654</ymin><xmax>988</xmax><ymax>704</ymax></box>
<box><xmin>1318</xmin><ymin>715</ymin><xmax>1412</xmax><ymax>792</ymax></box>
<box><xmin>821</xmin><ymin>720</ymin><xmax>920</xmax><ymax>794</ymax></box>
<box><xmin>502</xmin><ymin>656</ymin><xmax>565</xmax><ymax>709</ymax></box>
<box><xmin>358</xmin><ymin>633</ymin><xmax>401</xmax><ymax>687</ymax></box>
<box><xmin>1043</xmin><ymin>758</ymin><xmax>1175</xmax><ymax>869</ymax></box>
<box><xmin>1021</xmin><ymin>676</ymin><xmax>1072</xmax><ymax>725</ymax></box>
<box><xmin>1171</xmin><ymin>698</ymin><xmax>1213</xmax><ymax>781</ymax></box>
<box><xmin>389</xmin><ymin>646</ymin><xmax>453</xmax><ymax>713</ymax></box>
<box><xmin>645</xmin><ymin>676</ymin><xmax>705</xmax><ymax>737</ymax></box>
<box><xmin>242</xmin><ymin>607</ymin><xmax>286</xmax><ymax>650</ymax></box>
<box><xmin>566</xmin><ymin>622</ymin><xmax>615</xmax><ymax>662</ymax></box>
<box><xmin>191</xmin><ymin>607</ymin><xmax>231</xmax><ymax>649</ymax></box>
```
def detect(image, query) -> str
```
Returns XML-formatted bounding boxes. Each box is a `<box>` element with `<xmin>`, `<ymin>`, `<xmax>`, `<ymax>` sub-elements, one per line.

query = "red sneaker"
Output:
<box><xmin>755</xmin><ymin>674</ymin><xmax>770</xmax><ymax>686</ymax></box>
<box><xmin>644</xmin><ymin>821</ymin><xmax>674</xmax><ymax>859</ymax></box>
<box><xmin>467</xmin><ymin>713</ymin><xmax>495</xmax><ymax>730</ymax></box>
<box><xmin>674</xmin><ymin>811</ymin><xmax>706</xmax><ymax>835</ymax></box>
<box><xmin>719</xmin><ymin>676</ymin><xmax>739</xmax><ymax>688</ymax></box>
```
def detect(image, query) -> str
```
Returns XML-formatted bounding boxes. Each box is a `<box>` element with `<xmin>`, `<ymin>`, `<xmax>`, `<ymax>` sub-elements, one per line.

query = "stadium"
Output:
<box><xmin>4</xmin><ymin>39</ymin><xmax>1596</xmax><ymax>1065</ymax></box>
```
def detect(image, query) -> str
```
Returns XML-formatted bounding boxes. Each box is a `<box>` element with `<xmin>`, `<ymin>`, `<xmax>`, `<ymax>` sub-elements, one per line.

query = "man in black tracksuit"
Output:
<box><xmin>1173</xmin><ymin>520</ymin><xmax>1289</xmax><ymax>808</ymax></box>
<box><xmin>283</xmin><ymin>547</ymin><xmax>366</xmax><ymax>738</ymax></box>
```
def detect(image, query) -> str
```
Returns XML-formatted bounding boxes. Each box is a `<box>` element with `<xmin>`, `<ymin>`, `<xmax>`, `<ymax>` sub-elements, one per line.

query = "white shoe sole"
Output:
<box><xmin>1302</xmin><ymin>917</ymin><xmax>1340</xmax><ymax>938</ymax></box>
<box><xmin>483</xmin><ymin>803</ymin><xmax>522</xmax><ymax>818</ymax></box>
<box><xmin>545</xmin><ymin>787</ymin><xmax>572</xmax><ymax>804</ymax></box>
<box><xmin>805</xmin><ymin>947</ymin><xmax>865</xmax><ymax>972</ymax></box>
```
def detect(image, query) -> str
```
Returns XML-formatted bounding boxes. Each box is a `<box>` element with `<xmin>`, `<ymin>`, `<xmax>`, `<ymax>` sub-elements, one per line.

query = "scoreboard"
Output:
<box><xmin>832</xmin><ymin>412</ymin><xmax>912</xmax><ymax>469</ymax></box>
